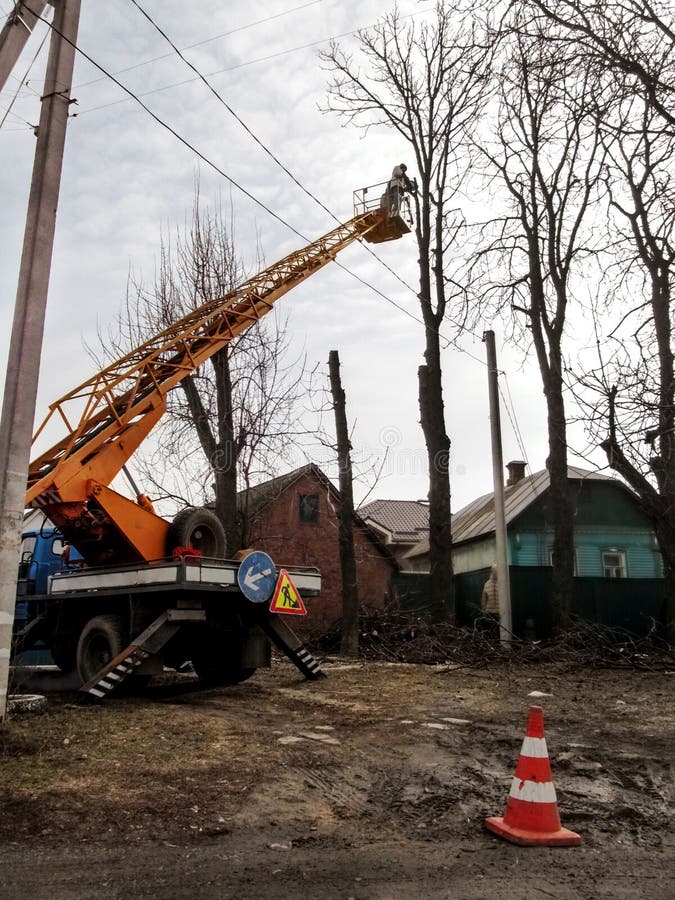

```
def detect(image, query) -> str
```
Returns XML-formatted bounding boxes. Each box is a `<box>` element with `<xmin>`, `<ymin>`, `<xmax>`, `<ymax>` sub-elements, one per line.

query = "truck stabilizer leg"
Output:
<box><xmin>79</xmin><ymin>609</ymin><xmax>205</xmax><ymax>701</ymax></box>
<box><xmin>81</xmin><ymin>644</ymin><xmax>154</xmax><ymax>701</ymax></box>
<box><xmin>257</xmin><ymin>611</ymin><xmax>326</xmax><ymax>680</ymax></box>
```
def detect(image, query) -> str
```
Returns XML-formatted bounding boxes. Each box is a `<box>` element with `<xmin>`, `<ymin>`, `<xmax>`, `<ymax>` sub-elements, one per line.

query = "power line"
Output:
<box><xmin>69</xmin><ymin>0</ymin><xmax>437</xmax><ymax>336</ymax></box>
<box><xmin>74</xmin><ymin>0</ymin><xmax>330</xmax><ymax>90</ymax></box>
<box><xmin>125</xmin><ymin>1</ymin><xmax>465</xmax><ymax>350</ymax></box>
<box><xmin>73</xmin><ymin>23</ymin><xmax>398</xmax><ymax>118</ymax></box>
<box><xmin>128</xmin><ymin>0</ymin><xmax>341</xmax><ymax>227</ymax></box>
<box><xmin>26</xmin><ymin>3</ymin><xmax>444</xmax><ymax>343</ymax></box>
<box><xmin>27</xmin><ymin>3</ymin><xmax>482</xmax><ymax>360</ymax></box>
<box><xmin>0</xmin><ymin>23</ymin><xmax>46</xmax><ymax>132</ymax></box>
<box><xmin>499</xmin><ymin>375</ymin><xmax>531</xmax><ymax>470</ymax></box>
<box><xmin>496</xmin><ymin>374</ymin><xmax>543</xmax><ymax>509</ymax></box>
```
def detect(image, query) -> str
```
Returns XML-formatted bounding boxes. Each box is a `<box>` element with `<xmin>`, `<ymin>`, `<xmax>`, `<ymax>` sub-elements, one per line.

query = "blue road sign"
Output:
<box><xmin>237</xmin><ymin>550</ymin><xmax>277</xmax><ymax>603</ymax></box>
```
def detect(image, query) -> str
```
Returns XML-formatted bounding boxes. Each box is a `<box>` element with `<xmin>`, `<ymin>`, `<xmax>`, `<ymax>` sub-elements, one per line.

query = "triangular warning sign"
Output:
<box><xmin>269</xmin><ymin>568</ymin><xmax>307</xmax><ymax>616</ymax></box>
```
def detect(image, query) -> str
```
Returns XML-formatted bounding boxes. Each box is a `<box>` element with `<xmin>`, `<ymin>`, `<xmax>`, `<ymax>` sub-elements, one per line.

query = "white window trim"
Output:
<box><xmin>602</xmin><ymin>548</ymin><xmax>628</xmax><ymax>578</ymax></box>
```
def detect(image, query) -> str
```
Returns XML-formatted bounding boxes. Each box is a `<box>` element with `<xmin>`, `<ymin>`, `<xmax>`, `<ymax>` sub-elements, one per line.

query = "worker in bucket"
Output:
<box><xmin>387</xmin><ymin>163</ymin><xmax>416</xmax><ymax>216</ymax></box>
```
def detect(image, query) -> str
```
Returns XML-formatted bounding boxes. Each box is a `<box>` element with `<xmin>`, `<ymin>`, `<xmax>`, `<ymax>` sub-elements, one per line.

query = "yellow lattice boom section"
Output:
<box><xmin>27</xmin><ymin>203</ymin><xmax>408</xmax><ymax>506</ymax></box>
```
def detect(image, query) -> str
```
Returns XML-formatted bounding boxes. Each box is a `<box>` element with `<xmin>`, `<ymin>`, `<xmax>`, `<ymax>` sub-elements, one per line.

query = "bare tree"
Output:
<box><xmin>525</xmin><ymin>0</ymin><xmax>674</xmax><ymax>129</ymax></box>
<box><xmin>551</xmin><ymin>15</ymin><xmax>675</xmax><ymax>632</ymax></box>
<box><xmin>98</xmin><ymin>189</ymin><xmax>311</xmax><ymax>552</ymax></box>
<box><xmin>322</xmin><ymin>3</ymin><xmax>493</xmax><ymax>621</ymax></box>
<box><xmin>599</xmin><ymin>126</ymin><xmax>674</xmax><ymax>593</ymax></box>
<box><xmin>476</xmin><ymin>14</ymin><xmax>606</xmax><ymax>631</ymax></box>
<box><xmin>328</xmin><ymin>350</ymin><xmax>360</xmax><ymax>657</ymax></box>
<box><xmin>521</xmin><ymin>1</ymin><xmax>675</xmax><ymax>633</ymax></box>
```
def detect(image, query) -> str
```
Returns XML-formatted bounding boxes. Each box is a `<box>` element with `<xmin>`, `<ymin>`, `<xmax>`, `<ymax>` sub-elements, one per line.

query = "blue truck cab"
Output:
<box><xmin>16</xmin><ymin>528</ymin><xmax>82</xmax><ymax>629</ymax></box>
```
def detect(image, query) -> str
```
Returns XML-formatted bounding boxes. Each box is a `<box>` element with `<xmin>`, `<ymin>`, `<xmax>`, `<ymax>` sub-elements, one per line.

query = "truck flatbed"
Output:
<box><xmin>47</xmin><ymin>557</ymin><xmax>321</xmax><ymax>598</ymax></box>
<box><xmin>15</xmin><ymin>552</ymin><xmax>325</xmax><ymax>698</ymax></box>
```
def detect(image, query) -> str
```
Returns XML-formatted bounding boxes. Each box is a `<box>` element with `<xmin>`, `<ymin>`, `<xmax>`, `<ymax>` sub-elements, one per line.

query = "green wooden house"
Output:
<box><xmin>401</xmin><ymin>462</ymin><xmax>665</xmax><ymax>635</ymax></box>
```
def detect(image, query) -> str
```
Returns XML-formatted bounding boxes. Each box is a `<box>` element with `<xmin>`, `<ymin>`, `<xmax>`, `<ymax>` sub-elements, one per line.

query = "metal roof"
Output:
<box><xmin>358</xmin><ymin>498</ymin><xmax>430</xmax><ymax>542</ymax></box>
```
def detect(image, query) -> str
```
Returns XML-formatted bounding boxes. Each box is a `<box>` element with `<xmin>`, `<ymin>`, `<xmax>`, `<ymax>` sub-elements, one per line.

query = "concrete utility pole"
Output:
<box><xmin>483</xmin><ymin>330</ymin><xmax>513</xmax><ymax>645</ymax></box>
<box><xmin>0</xmin><ymin>1</ymin><xmax>48</xmax><ymax>92</ymax></box>
<box><xmin>0</xmin><ymin>0</ymin><xmax>81</xmax><ymax>723</ymax></box>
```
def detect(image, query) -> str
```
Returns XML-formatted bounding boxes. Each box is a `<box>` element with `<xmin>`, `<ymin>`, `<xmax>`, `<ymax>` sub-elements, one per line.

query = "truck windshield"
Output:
<box><xmin>20</xmin><ymin>535</ymin><xmax>37</xmax><ymax>558</ymax></box>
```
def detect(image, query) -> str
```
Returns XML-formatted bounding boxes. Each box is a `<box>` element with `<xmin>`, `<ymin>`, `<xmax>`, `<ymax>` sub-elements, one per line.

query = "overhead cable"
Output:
<box><xmin>27</xmin><ymin>3</ymin><xmax>479</xmax><ymax>356</ymax></box>
<box><xmin>126</xmin><ymin>0</ymin><xmax>461</xmax><ymax>348</ymax></box>
<box><xmin>0</xmin><ymin>23</ymin><xmax>47</xmax><ymax>131</ymax></box>
<box><xmin>24</xmin><ymin>3</ymin><xmax>437</xmax><ymax>341</ymax></box>
<box><xmin>75</xmin><ymin>0</ymin><xmax>329</xmax><ymax>90</ymax></box>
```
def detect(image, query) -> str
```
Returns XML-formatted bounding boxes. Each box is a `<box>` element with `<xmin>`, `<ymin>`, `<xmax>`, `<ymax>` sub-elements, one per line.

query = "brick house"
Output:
<box><xmin>240</xmin><ymin>464</ymin><xmax>398</xmax><ymax>632</ymax></box>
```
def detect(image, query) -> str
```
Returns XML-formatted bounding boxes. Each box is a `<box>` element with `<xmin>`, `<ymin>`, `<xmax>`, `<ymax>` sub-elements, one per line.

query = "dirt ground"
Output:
<box><xmin>1</xmin><ymin>657</ymin><xmax>673</xmax><ymax>899</ymax></box>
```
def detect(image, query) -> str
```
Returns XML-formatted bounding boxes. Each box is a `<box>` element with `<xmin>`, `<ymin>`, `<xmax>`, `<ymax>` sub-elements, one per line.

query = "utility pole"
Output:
<box><xmin>0</xmin><ymin>0</ymin><xmax>81</xmax><ymax>723</ymax></box>
<box><xmin>0</xmin><ymin>1</ymin><xmax>47</xmax><ymax>92</ymax></box>
<box><xmin>483</xmin><ymin>330</ymin><xmax>512</xmax><ymax>645</ymax></box>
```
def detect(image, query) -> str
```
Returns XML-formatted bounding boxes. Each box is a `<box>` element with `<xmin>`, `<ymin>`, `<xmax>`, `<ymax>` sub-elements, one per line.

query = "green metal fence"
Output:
<box><xmin>394</xmin><ymin>568</ymin><xmax>667</xmax><ymax>638</ymax></box>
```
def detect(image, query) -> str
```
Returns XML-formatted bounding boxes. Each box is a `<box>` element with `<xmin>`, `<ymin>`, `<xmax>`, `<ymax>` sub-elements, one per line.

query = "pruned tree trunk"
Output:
<box><xmin>323</xmin><ymin>4</ymin><xmax>491</xmax><ymax>629</ymax></box>
<box><xmin>544</xmin><ymin>369</ymin><xmax>574</xmax><ymax>632</ymax></box>
<box><xmin>328</xmin><ymin>350</ymin><xmax>360</xmax><ymax>657</ymax></box>
<box><xmin>212</xmin><ymin>346</ymin><xmax>239</xmax><ymax>553</ymax></box>
<box><xmin>419</xmin><ymin>363</ymin><xmax>454</xmax><ymax>622</ymax></box>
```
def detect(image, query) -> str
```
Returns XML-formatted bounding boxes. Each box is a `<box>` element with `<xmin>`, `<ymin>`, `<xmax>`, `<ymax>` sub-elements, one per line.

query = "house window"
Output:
<box><xmin>602</xmin><ymin>549</ymin><xmax>627</xmax><ymax>578</ymax></box>
<box><xmin>299</xmin><ymin>493</ymin><xmax>319</xmax><ymax>524</ymax></box>
<box><xmin>548</xmin><ymin>546</ymin><xmax>578</xmax><ymax>575</ymax></box>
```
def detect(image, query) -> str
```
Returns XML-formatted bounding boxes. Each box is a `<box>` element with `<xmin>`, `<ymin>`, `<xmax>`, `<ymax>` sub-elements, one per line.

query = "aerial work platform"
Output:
<box><xmin>353</xmin><ymin>183</ymin><xmax>412</xmax><ymax>243</ymax></box>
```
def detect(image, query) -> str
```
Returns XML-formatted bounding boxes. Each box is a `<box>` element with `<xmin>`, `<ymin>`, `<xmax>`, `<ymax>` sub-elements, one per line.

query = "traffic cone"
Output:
<box><xmin>485</xmin><ymin>705</ymin><xmax>582</xmax><ymax>847</ymax></box>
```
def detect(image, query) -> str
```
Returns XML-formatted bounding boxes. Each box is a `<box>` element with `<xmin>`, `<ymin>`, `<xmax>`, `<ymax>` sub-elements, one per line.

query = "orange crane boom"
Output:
<box><xmin>27</xmin><ymin>195</ymin><xmax>409</xmax><ymax>565</ymax></box>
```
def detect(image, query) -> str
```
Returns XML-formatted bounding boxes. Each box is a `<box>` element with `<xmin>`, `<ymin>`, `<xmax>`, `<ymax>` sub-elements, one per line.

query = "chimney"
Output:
<box><xmin>506</xmin><ymin>460</ymin><xmax>527</xmax><ymax>486</ymax></box>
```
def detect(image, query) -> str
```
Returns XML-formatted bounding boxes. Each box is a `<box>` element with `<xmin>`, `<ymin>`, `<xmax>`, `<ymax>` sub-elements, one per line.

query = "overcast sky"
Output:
<box><xmin>0</xmin><ymin>0</ymin><xmax>604</xmax><ymax>512</ymax></box>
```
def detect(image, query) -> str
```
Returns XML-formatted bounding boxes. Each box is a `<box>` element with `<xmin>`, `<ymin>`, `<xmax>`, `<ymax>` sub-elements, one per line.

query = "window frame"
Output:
<box><xmin>298</xmin><ymin>493</ymin><xmax>320</xmax><ymax>525</ymax></box>
<box><xmin>601</xmin><ymin>549</ymin><xmax>628</xmax><ymax>578</ymax></box>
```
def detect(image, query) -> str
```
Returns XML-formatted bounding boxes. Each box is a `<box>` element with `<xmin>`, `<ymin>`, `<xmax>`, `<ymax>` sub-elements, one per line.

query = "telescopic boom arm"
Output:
<box><xmin>27</xmin><ymin>194</ymin><xmax>409</xmax><ymax>565</ymax></box>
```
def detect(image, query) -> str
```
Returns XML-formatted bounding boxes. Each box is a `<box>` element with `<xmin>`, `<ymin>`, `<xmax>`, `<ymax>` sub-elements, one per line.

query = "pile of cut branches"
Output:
<box><xmin>307</xmin><ymin>606</ymin><xmax>674</xmax><ymax>671</ymax></box>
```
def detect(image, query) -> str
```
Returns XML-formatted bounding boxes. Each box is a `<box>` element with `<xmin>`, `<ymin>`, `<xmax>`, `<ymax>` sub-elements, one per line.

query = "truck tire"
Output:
<box><xmin>76</xmin><ymin>615</ymin><xmax>127</xmax><ymax>684</ymax></box>
<box><xmin>167</xmin><ymin>507</ymin><xmax>227</xmax><ymax>558</ymax></box>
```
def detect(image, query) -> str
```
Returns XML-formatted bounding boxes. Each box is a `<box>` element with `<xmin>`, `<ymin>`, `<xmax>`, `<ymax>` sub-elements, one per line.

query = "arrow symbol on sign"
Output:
<box><xmin>244</xmin><ymin>567</ymin><xmax>272</xmax><ymax>591</ymax></box>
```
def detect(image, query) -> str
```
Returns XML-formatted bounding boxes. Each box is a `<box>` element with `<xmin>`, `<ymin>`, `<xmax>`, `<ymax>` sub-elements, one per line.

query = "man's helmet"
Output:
<box><xmin>400</xmin><ymin>163</ymin><xmax>407</xmax><ymax>172</ymax></box>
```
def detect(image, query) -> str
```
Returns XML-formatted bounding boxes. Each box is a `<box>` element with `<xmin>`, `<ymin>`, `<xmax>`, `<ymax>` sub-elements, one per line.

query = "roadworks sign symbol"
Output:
<box><xmin>269</xmin><ymin>569</ymin><xmax>307</xmax><ymax>616</ymax></box>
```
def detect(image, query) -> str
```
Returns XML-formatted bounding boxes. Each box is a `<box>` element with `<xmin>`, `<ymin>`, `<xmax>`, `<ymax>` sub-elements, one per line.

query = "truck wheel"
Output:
<box><xmin>76</xmin><ymin>615</ymin><xmax>126</xmax><ymax>683</ymax></box>
<box><xmin>167</xmin><ymin>507</ymin><xmax>227</xmax><ymax>558</ymax></box>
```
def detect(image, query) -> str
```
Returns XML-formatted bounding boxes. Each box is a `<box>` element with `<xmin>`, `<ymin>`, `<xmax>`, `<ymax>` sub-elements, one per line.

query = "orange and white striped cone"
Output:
<box><xmin>485</xmin><ymin>705</ymin><xmax>582</xmax><ymax>847</ymax></box>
